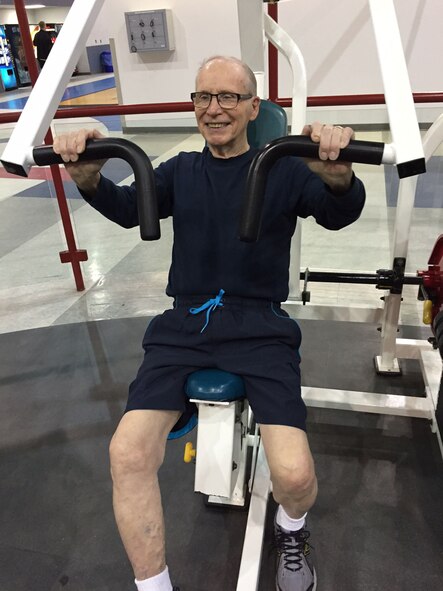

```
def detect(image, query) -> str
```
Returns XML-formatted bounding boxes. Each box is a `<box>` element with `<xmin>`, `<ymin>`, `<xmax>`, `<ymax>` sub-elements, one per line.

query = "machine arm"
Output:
<box><xmin>33</xmin><ymin>138</ymin><xmax>160</xmax><ymax>241</ymax></box>
<box><xmin>239</xmin><ymin>135</ymin><xmax>396</xmax><ymax>243</ymax></box>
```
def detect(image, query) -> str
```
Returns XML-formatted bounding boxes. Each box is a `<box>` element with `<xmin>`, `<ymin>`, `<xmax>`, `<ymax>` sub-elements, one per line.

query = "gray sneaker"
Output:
<box><xmin>274</xmin><ymin>520</ymin><xmax>317</xmax><ymax>591</ymax></box>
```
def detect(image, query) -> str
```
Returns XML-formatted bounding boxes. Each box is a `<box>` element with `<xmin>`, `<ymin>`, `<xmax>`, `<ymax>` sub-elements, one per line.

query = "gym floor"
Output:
<box><xmin>0</xmin><ymin>74</ymin><xmax>442</xmax><ymax>590</ymax></box>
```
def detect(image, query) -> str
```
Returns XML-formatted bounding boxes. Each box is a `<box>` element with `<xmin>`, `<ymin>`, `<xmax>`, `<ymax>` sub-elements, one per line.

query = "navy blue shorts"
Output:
<box><xmin>126</xmin><ymin>294</ymin><xmax>306</xmax><ymax>432</ymax></box>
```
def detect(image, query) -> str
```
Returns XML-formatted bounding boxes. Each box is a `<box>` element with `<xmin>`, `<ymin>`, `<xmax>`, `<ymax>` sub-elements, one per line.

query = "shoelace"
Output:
<box><xmin>189</xmin><ymin>289</ymin><xmax>225</xmax><ymax>332</ymax></box>
<box><xmin>275</xmin><ymin>528</ymin><xmax>312</xmax><ymax>572</ymax></box>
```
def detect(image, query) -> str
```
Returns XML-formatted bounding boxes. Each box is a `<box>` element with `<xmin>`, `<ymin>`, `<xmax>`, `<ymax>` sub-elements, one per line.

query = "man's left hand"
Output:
<box><xmin>302</xmin><ymin>122</ymin><xmax>355</xmax><ymax>194</ymax></box>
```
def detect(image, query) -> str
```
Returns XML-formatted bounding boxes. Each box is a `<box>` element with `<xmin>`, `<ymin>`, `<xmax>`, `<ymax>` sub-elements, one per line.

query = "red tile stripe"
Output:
<box><xmin>0</xmin><ymin>166</ymin><xmax>73</xmax><ymax>181</ymax></box>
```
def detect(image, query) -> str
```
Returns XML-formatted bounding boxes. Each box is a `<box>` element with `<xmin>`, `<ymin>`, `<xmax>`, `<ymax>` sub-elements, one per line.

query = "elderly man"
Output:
<box><xmin>54</xmin><ymin>56</ymin><xmax>365</xmax><ymax>591</ymax></box>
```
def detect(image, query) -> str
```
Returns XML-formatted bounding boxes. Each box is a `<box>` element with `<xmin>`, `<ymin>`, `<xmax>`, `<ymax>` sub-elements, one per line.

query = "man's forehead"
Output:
<box><xmin>196</xmin><ymin>62</ymin><xmax>247</xmax><ymax>89</ymax></box>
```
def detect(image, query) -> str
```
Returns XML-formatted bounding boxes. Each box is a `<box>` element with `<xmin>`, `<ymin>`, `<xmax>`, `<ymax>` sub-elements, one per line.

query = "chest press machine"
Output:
<box><xmin>1</xmin><ymin>1</ymin><xmax>443</xmax><ymax>590</ymax></box>
<box><xmin>240</xmin><ymin>0</ymin><xmax>443</xmax><ymax>457</ymax></box>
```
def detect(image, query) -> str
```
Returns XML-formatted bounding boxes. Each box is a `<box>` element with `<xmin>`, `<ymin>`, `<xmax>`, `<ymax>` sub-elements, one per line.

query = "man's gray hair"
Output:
<box><xmin>196</xmin><ymin>56</ymin><xmax>257</xmax><ymax>95</ymax></box>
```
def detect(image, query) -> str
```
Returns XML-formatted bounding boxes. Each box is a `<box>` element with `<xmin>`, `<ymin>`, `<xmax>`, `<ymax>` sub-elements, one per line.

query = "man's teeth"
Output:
<box><xmin>208</xmin><ymin>123</ymin><xmax>227</xmax><ymax>128</ymax></box>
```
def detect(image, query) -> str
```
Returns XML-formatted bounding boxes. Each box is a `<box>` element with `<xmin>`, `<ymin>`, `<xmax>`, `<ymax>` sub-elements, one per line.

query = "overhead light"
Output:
<box><xmin>25</xmin><ymin>4</ymin><xmax>47</xmax><ymax>8</ymax></box>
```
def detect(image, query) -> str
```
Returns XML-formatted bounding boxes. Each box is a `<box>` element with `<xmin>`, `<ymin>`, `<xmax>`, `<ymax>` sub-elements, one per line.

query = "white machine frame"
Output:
<box><xmin>196</xmin><ymin>2</ymin><xmax>442</xmax><ymax>590</ymax></box>
<box><xmin>0</xmin><ymin>0</ymin><xmax>105</xmax><ymax>176</ymax></box>
<box><xmin>188</xmin><ymin>395</ymin><xmax>270</xmax><ymax>590</ymax></box>
<box><xmin>291</xmin><ymin>114</ymin><xmax>443</xmax><ymax>449</ymax></box>
<box><xmin>1</xmin><ymin>2</ymin><xmax>441</xmax><ymax>591</ymax></box>
<box><xmin>189</xmin><ymin>397</ymin><xmax>250</xmax><ymax>506</ymax></box>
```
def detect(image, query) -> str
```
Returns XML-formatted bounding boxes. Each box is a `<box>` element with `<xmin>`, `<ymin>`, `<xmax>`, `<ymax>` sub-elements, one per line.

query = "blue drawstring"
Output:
<box><xmin>189</xmin><ymin>289</ymin><xmax>225</xmax><ymax>333</ymax></box>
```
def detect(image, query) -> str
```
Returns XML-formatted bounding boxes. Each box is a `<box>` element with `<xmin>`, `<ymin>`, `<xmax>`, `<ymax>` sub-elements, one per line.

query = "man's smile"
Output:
<box><xmin>206</xmin><ymin>122</ymin><xmax>229</xmax><ymax>128</ymax></box>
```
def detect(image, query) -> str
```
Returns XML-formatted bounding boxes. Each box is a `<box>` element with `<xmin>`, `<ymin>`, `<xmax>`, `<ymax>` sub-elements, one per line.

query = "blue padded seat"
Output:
<box><xmin>185</xmin><ymin>369</ymin><xmax>245</xmax><ymax>402</ymax></box>
<box><xmin>167</xmin><ymin>370</ymin><xmax>245</xmax><ymax>440</ymax></box>
<box><xmin>247</xmin><ymin>99</ymin><xmax>288</xmax><ymax>149</ymax></box>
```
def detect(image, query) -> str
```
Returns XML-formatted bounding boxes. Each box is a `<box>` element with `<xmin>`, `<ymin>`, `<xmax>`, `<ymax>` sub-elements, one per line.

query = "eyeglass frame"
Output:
<box><xmin>190</xmin><ymin>91</ymin><xmax>253</xmax><ymax>110</ymax></box>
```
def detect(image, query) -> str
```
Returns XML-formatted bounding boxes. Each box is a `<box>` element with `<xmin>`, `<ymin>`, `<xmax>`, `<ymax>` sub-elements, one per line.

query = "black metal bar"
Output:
<box><xmin>299</xmin><ymin>271</ymin><xmax>422</xmax><ymax>285</ymax></box>
<box><xmin>239</xmin><ymin>135</ymin><xmax>386</xmax><ymax>243</ymax></box>
<box><xmin>33</xmin><ymin>138</ymin><xmax>160</xmax><ymax>241</ymax></box>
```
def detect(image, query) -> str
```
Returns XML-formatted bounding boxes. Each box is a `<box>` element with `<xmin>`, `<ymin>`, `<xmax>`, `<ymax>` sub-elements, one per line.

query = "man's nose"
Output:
<box><xmin>206</xmin><ymin>95</ymin><xmax>222</xmax><ymax>114</ymax></box>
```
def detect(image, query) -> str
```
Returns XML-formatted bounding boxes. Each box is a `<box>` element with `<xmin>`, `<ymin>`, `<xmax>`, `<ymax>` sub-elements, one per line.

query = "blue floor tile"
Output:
<box><xmin>0</xmin><ymin>76</ymin><xmax>115</xmax><ymax>110</ymax></box>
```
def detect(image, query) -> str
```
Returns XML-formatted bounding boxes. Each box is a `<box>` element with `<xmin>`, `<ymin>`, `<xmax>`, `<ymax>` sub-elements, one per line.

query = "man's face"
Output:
<box><xmin>194</xmin><ymin>59</ymin><xmax>259</xmax><ymax>156</ymax></box>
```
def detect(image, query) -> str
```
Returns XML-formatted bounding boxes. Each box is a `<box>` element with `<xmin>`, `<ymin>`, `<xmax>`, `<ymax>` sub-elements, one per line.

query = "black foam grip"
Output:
<box><xmin>33</xmin><ymin>138</ymin><xmax>160</xmax><ymax>241</ymax></box>
<box><xmin>239</xmin><ymin>135</ymin><xmax>385</xmax><ymax>243</ymax></box>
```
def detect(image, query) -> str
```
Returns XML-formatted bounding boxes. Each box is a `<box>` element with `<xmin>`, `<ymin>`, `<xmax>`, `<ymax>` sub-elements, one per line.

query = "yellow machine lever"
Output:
<box><xmin>184</xmin><ymin>441</ymin><xmax>196</xmax><ymax>463</ymax></box>
<box><xmin>423</xmin><ymin>300</ymin><xmax>433</xmax><ymax>325</ymax></box>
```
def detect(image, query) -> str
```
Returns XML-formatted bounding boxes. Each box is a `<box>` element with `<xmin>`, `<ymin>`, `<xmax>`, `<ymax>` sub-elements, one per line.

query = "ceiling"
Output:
<box><xmin>0</xmin><ymin>1</ymin><xmax>73</xmax><ymax>7</ymax></box>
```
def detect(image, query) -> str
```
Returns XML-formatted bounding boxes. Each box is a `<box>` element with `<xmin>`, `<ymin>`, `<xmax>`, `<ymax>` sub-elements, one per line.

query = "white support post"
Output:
<box><xmin>368</xmin><ymin>0</ymin><xmax>425</xmax><ymax>172</ymax></box>
<box><xmin>302</xmin><ymin>386</ymin><xmax>433</xmax><ymax>420</ymax></box>
<box><xmin>263</xmin><ymin>13</ymin><xmax>307</xmax><ymax>134</ymax></box>
<box><xmin>368</xmin><ymin>0</ymin><xmax>425</xmax><ymax>372</ymax></box>
<box><xmin>237</xmin><ymin>0</ymin><xmax>265</xmax><ymax>83</ymax></box>
<box><xmin>193</xmin><ymin>401</ymin><xmax>237</xmax><ymax>498</ymax></box>
<box><xmin>207</xmin><ymin>402</ymin><xmax>249</xmax><ymax>507</ymax></box>
<box><xmin>263</xmin><ymin>12</ymin><xmax>308</xmax><ymax>302</ymax></box>
<box><xmin>375</xmin><ymin>87</ymin><xmax>443</xmax><ymax>376</ymax></box>
<box><xmin>236</xmin><ymin>442</ymin><xmax>270</xmax><ymax>591</ymax></box>
<box><xmin>0</xmin><ymin>0</ymin><xmax>105</xmax><ymax>176</ymax></box>
<box><xmin>375</xmin><ymin>175</ymin><xmax>418</xmax><ymax>373</ymax></box>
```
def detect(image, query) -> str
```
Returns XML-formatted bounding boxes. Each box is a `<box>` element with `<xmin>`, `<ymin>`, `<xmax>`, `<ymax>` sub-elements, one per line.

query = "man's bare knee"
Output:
<box><xmin>109</xmin><ymin>409</ymin><xmax>179</xmax><ymax>483</ymax></box>
<box><xmin>271</xmin><ymin>459</ymin><xmax>317</xmax><ymax>498</ymax></box>
<box><xmin>109</xmin><ymin>432</ymin><xmax>163</xmax><ymax>483</ymax></box>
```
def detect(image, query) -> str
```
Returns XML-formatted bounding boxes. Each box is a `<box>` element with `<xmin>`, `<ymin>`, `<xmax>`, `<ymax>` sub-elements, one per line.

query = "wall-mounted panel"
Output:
<box><xmin>125</xmin><ymin>9</ymin><xmax>174</xmax><ymax>53</ymax></box>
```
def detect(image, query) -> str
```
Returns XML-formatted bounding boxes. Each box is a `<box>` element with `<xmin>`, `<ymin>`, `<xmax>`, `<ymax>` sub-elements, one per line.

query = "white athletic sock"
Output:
<box><xmin>276</xmin><ymin>505</ymin><xmax>307</xmax><ymax>532</ymax></box>
<box><xmin>135</xmin><ymin>566</ymin><xmax>173</xmax><ymax>591</ymax></box>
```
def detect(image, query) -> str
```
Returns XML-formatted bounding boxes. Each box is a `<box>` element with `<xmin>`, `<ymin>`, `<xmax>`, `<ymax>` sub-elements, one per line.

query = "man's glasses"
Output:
<box><xmin>190</xmin><ymin>92</ymin><xmax>253</xmax><ymax>110</ymax></box>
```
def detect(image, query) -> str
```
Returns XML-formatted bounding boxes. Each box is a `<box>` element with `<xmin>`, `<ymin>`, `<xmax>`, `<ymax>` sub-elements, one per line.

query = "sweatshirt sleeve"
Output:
<box><xmin>81</xmin><ymin>175</ymin><xmax>139</xmax><ymax>228</ymax></box>
<box><xmin>298</xmin><ymin>169</ymin><xmax>366</xmax><ymax>230</ymax></box>
<box><xmin>79</xmin><ymin>158</ymin><xmax>176</xmax><ymax>228</ymax></box>
<box><xmin>276</xmin><ymin>157</ymin><xmax>366</xmax><ymax>231</ymax></box>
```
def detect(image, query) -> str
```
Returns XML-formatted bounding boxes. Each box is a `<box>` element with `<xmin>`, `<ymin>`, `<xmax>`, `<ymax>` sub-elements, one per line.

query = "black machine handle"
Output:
<box><xmin>239</xmin><ymin>135</ymin><xmax>386</xmax><ymax>243</ymax></box>
<box><xmin>33</xmin><ymin>137</ymin><xmax>160</xmax><ymax>241</ymax></box>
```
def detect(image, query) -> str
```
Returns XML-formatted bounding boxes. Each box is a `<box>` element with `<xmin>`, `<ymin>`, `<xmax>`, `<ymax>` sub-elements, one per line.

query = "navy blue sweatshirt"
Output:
<box><xmin>85</xmin><ymin>147</ymin><xmax>365</xmax><ymax>302</ymax></box>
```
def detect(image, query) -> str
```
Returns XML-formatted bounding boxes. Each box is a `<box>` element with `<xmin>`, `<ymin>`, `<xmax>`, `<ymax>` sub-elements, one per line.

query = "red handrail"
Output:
<box><xmin>1</xmin><ymin>92</ymin><xmax>442</xmax><ymax>126</ymax></box>
<box><xmin>284</xmin><ymin>92</ymin><xmax>443</xmax><ymax>108</ymax></box>
<box><xmin>267</xmin><ymin>1</ymin><xmax>279</xmax><ymax>102</ymax></box>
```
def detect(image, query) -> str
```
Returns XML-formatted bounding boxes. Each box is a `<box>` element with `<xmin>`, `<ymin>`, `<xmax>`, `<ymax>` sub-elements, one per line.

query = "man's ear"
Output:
<box><xmin>249</xmin><ymin>96</ymin><xmax>261</xmax><ymax>122</ymax></box>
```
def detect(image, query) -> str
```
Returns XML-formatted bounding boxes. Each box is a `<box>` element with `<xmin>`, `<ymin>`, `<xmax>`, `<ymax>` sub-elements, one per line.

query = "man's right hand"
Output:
<box><xmin>53</xmin><ymin>128</ymin><xmax>107</xmax><ymax>196</ymax></box>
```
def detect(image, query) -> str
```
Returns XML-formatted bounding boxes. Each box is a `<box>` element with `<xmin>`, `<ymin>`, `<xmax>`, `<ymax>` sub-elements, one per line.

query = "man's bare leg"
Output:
<box><xmin>109</xmin><ymin>409</ymin><xmax>180</xmax><ymax>580</ymax></box>
<box><xmin>259</xmin><ymin>424</ymin><xmax>318</xmax><ymax>518</ymax></box>
<box><xmin>260</xmin><ymin>424</ymin><xmax>318</xmax><ymax>590</ymax></box>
